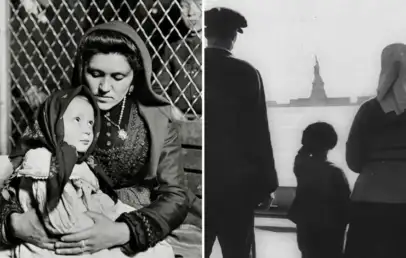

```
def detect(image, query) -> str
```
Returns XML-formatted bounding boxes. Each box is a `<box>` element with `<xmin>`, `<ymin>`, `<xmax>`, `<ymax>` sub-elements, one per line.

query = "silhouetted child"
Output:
<box><xmin>288</xmin><ymin>122</ymin><xmax>350</xmax><ymax>258</ymax></box>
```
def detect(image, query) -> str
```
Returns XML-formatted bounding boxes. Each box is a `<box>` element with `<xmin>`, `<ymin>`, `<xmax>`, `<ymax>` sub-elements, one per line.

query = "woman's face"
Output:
<box><xmin>84</xmin><ymin>53</ymin><xmax>134</xmax><ymax>111</ymax></box>
<box><xmin>181</xmin><ymin>0</ymin><xmax>202</xmax><ymax>32</ymax></box>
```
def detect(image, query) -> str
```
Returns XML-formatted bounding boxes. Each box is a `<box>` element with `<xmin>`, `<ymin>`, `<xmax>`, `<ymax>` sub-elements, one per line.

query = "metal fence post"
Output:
<box><xmin>0</xmin><ymin>1</ymin><xmax>10</xmax><ymax>155</ymax></box>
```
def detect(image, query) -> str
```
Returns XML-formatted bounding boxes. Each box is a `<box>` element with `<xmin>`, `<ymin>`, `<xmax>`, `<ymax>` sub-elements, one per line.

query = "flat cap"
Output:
<box><xmin>205</xmin><ymin>7</ymin><xmax>247</xmax><ymax>34</ymax></box>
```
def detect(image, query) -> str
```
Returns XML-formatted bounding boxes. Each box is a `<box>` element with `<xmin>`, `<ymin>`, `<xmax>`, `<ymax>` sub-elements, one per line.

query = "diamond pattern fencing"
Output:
<box><xmin>7</xmin><ymin>0</ymin><xmax>202</xmax><ymax>148</ymax></box>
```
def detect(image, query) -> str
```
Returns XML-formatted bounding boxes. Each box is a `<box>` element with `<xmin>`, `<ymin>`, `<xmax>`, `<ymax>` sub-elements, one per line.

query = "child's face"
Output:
<box><xmin>63</xmin><ymin>96</ymin><xmax>95</xmax><ymax>153</ymax></box>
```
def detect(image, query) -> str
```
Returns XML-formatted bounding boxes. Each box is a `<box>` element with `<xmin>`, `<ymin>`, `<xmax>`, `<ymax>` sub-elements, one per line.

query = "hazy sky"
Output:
<box><xmin>204</xmin><ymin>0</ymin><xmax>406</xmax><ymax>102</ymax></box>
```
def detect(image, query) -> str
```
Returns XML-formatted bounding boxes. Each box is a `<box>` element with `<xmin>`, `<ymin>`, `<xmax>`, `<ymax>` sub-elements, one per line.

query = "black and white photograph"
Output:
<box><xmin>204</xmin><ymin>1</ymin><xmax>406</xmax><ymax>258</ymax></box>
<box><xmin>0</xmin><ymin>0</ymin><xmax>202</xmax><ymax>257</ymax></box>
<box><xmin>4</xmin><ymin>0</ymin><xmax>406</xmax><ymax>258</ymax></box>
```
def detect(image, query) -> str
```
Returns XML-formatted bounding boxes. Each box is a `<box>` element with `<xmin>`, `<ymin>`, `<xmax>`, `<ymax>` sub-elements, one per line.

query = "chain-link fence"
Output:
<box><xmin>6</xmin><ymin>0</ymin><xmax>202</xmax><ymax>148</ymax></box>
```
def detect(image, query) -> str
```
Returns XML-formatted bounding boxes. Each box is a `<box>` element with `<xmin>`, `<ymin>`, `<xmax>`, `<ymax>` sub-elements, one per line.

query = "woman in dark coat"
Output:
<box><xmin>289</xmin><ymin>122</ymin><xmax>350</xmax><ymax>258</ymax></box>
<box><xmin>0</xmin><ymin>21</ymin><xmax>191</xmax><ymax>257</ymax></box>
<box><xmin>344</xmin><ymin>43</ymin><xmax>406</xmax><ymax>258</ymax></box>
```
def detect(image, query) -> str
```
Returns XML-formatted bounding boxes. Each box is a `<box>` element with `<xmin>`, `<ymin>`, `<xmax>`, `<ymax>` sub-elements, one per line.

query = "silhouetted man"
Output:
<box><xmin>204</xmin><ymin>7</ymin><xmax>279</xmax><ymax>258</ymax></box>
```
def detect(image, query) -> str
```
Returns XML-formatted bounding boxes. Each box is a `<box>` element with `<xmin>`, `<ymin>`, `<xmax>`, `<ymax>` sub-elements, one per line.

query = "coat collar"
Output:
<box><xmin>205</xmin><ymin>47</ymin><xmax>233</xmax><ymax>57</ymax></box>
<box><xmin>137</xmin><ymin>102</ymin><xmax>170</xmax><ymax>177</ymax></box>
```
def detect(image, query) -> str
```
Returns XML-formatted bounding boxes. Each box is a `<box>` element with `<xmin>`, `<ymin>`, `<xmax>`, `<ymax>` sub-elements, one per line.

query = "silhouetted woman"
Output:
<box><xmin>345</xmin><ymin>43</ymin><xmax>406</xmax><ymax>258</ymax></box>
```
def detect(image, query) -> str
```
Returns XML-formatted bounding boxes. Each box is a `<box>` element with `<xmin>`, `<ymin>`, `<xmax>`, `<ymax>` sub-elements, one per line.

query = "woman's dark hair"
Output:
<box><xmin>80</xmin><ymin>29</ymin><xmax>143</xmax><ymax>73</ymax></box>
<box><xmin>299</xmin><ymin>122</ymin><xmax>338</xmax><ymax>157</ymax></box>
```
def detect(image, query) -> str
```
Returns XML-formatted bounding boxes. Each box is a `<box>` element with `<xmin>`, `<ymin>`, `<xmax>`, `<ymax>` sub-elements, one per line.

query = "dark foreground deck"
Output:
<box><xmin>210</xmin><ymin>217</ymin><xmax>299</xmax><ymax>258</ymax></box>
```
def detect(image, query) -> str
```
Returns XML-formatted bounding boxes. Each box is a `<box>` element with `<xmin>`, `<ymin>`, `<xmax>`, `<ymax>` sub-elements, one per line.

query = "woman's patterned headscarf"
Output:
<box><xmin>377</xmin><ymin>43</ymin><xmax>406</xmax><ymax>115</ymax></box>
<box><xmin>71</xmin><ymin>21</ymin><xmax>169</xmax><ymax>107</ymax></box>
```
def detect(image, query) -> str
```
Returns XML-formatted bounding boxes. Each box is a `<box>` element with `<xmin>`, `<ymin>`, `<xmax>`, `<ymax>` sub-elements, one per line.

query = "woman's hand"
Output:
<box><xmin>55</xmin><ymin>211</ymin><xmax>130</xmax><ymax>255</ymax></box>
<box><xmin>10</xmin><ymin>209</ymin><xmax>56</xmax><ymax>250</ymax></box>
